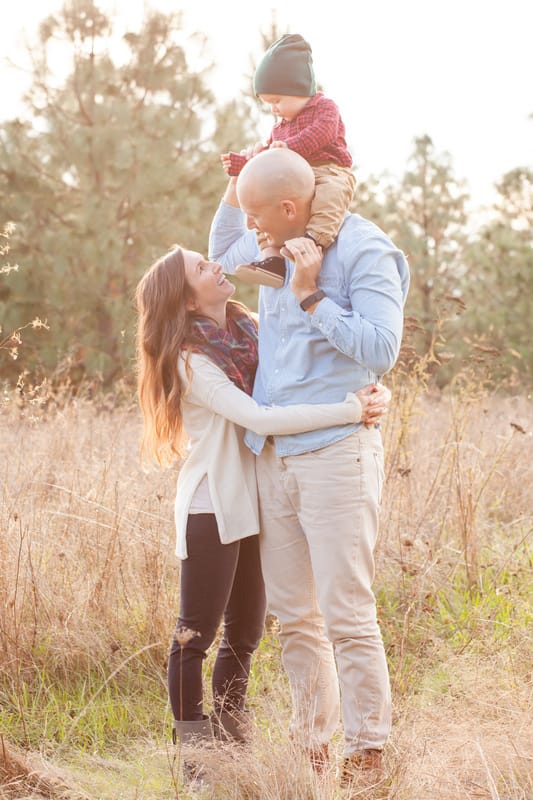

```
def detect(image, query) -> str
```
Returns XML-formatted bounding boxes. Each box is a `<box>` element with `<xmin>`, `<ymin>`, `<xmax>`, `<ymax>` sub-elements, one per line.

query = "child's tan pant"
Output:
<box><xmin>307</xmin><ymin>164</ymin><xmax>356</xmax><ymax>249</ymax></box>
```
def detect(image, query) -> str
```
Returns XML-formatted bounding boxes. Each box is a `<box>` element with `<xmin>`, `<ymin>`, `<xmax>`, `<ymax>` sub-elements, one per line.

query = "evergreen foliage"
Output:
<box><xmin>0</xmin><ymin>1</ymin><xmax>254</xmax><ymax>383</ymax></box>
<box><xmin>1</xmin><ymin>4</ymin><xmax>531</xmax><ymax>388</ymax></box>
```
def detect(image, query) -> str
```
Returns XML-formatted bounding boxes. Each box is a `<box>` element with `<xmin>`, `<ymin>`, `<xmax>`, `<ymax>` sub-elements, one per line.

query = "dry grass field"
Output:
<box><xmin>0</xmin><ymin>380</ymin><xmax>531</xmax><ymax>799</ymax></box>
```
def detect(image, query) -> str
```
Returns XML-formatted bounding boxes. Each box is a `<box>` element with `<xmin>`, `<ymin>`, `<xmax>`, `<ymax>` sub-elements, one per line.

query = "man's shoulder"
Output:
<box><xmin>335</xmin><ymin>214</ymin><xmax>410</xmax><ymax>296</ymax></box>
<box><xmin>337</xmin><ymin>213</ymin><xmax>395</xmax><ymax>250</ymax></box>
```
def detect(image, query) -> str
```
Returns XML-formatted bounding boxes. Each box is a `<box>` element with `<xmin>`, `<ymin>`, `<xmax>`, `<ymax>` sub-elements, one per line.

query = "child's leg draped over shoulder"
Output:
<box><xmin>306</xmin><ymin>165</ymin><xmax>356</xmax><ymax>249</ymax></box>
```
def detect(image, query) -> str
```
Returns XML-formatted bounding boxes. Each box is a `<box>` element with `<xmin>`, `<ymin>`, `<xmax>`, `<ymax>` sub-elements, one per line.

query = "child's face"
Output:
<box><xmin>258</xmin><ymin>94</ymin><xmax>310</xmax><ymax>122</ymax></box>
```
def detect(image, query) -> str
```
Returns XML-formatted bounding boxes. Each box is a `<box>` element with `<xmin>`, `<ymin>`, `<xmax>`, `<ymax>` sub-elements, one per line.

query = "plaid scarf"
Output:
<box><xmin>187</xmin><ymin>303</ymin><xmax>258</xmax><ymax>395</ymax></box>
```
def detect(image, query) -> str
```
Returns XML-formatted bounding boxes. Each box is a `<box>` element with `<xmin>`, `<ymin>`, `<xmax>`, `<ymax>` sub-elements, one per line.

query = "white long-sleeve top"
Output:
<box><xmin>174</xmin><ymin>352</ymin><xmax>363</xmax><ymax>558</ymax></box>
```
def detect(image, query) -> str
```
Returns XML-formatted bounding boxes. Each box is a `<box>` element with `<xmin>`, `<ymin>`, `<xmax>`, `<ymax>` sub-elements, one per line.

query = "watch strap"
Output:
<box><xmin>300</xmin><ymin>289</ymin><xmax>326</xmax><ymax>311</ymax></box>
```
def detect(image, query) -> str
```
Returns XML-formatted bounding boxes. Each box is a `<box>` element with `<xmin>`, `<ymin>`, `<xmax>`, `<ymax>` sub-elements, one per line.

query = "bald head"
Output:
<box><xmin>236</xmin><ymin>149</ymin><xmax>315</xmax><ymax>246</ymax></box>
<box><xmin>237</xmin><ymin>149</ymin><xmax>315</xmax><ymax>206</ymax></box>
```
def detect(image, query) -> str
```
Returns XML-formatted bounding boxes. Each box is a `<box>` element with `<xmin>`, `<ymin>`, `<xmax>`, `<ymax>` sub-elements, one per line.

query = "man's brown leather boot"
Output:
<box><xmin>309</xmin><ymin>743</ymin><xmax>329</xmax><ymax>774</ymax></box>
<box><xmin>341</xmin><ymin>748</ymin><xmax>385</xmax><ymax>790</ymax></box>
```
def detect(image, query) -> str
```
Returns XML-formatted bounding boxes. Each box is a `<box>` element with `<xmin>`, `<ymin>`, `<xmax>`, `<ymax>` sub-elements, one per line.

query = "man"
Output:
<box><xmin>209</xmin><ymin>148</ymin><xmax>409</xmax><ymax>785</ymax></box>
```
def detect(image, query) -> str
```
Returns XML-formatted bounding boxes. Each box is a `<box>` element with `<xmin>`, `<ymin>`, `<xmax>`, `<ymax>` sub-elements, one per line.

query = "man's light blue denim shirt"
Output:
<box><xmin>209</xmin><ymin>203</ymin><xmax>410</xmax><ymax>456</ymax></box>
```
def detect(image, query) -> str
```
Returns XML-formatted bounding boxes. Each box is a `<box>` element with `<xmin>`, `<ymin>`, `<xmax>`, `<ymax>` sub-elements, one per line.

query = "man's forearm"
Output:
<box><xmin>208</xmin><ymin>200</ymin><xmax>258</xmax><ymax>271</ymax></box>
<box><xmin>222</xmin><ymin>177</ymin><xmax>240</xmax><ymax>208</ymax></box>
<box><xmin>309</xmin><ymin>296</ymin><xmax>403</xmax><ymax>375</ymax></box>
<box><xmin>305</xmin><ymin>252</ymin><xmax>406</xmax><ymax>375</ymax></box>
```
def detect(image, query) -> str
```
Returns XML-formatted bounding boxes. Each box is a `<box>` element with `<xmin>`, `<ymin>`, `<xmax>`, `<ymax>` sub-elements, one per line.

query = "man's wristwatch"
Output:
<box><xmin>299</xmin><ymin>289</ymin><xmax>326</xmax><ymax>312</ymax></box>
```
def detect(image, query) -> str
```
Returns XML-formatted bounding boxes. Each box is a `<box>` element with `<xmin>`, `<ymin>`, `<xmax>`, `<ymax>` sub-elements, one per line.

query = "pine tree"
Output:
<box><xmin>463</xmin><ymin>167</ymin><xmax>533</xmax><ymax>384</ymax></box>
<box><xmin>0</xmin><ymin>0</ymin><xmax>253</xmax><ymax>383</ymax></box>
<box><xmin>354</xmin><ymin>136</ymin><xmax>469</xmax><ymax>373</ymax></box>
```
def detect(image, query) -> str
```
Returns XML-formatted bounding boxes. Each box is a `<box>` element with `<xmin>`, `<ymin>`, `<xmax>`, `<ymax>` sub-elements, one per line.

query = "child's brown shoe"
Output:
<box><xmin>235</xmin><ymin>256</ymin><xmax>286</xmax><ymax>288</ymax></box>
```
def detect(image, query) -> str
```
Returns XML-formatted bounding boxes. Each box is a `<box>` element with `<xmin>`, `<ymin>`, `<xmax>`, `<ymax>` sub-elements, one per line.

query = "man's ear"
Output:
<box><xmin>281</xmin><ymin>199</ymin><xmax>297</xmax><ymax>219</ymax></box>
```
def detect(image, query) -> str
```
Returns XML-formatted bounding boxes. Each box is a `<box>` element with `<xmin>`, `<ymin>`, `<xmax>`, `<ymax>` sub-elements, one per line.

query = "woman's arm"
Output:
<box><xmin>181</xmin><ymin>354</ymin><xmax>365</xmax><ymax>436</ymax></box>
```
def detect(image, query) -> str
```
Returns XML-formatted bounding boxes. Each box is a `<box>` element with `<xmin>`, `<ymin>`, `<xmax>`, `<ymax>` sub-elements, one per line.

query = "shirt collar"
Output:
<box><xmin>302</xmin><ymin>92</ymin><xmax>323</xmax><ymax>110</ymax></box>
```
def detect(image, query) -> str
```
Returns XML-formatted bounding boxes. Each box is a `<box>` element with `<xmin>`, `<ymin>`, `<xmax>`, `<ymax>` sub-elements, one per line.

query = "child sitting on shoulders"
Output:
<box><xmin>221</xmin><ymin>33</ymin><xmax>356</xmax><ymax>288</ymax></box>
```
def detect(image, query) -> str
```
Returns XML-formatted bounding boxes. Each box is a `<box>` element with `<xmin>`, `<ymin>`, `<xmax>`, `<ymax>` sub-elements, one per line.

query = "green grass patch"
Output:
<box><xmin>0</xmin><ymin>664</ymin><xmax>170</xmax><ymax>753</ymax></box>
<box><xmin>376</xmin><ymin>540</ymin><xmax>532</xmax><ymax>694</ymax></box>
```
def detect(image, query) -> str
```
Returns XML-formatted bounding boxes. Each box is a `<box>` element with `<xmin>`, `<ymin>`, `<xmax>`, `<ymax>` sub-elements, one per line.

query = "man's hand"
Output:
<box><xmin>220</xmin><ymin>142</ymin><xmax>267</xmax><ymax>176</ymax></box>
<box><xmin>220</xmin><ymin>150</ymin><xmax>249</xmax><ymax>176</ymax></box>
<box><xmin>220</xmin><ymin>153</ymin><xmax>236</xmax><ymax>175</ymax></box>
<box><xmin>283</xmin><ymin>237</ymin><xmax>323</xmax><ymax>304</ymax></box>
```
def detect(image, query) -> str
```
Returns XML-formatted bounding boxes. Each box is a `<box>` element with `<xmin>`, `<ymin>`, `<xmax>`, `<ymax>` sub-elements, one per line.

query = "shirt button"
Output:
<box><xmin>274</xmin><ymin>369</ymin><xmax>279</xmax><ymax>374</ymax></box>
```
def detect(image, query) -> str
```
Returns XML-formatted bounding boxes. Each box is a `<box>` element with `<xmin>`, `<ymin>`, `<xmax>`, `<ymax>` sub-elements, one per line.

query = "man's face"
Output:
<box><xmin>238</xmin><ymin>192</ymin><xmax>292</xmax><ymax>248</ymax></box>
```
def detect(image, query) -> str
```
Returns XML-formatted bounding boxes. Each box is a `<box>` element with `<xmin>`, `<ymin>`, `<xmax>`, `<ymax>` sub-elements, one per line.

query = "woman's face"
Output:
<box><xmin>182</xmin><ymin>249</ymin><xmax>235</xmax><ymax>316</ymax></box>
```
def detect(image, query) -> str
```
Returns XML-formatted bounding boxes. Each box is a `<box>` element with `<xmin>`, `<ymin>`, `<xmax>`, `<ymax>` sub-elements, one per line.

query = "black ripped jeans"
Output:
<box><xmin>168</xmin><ymin>514</ymin><xmax>266</xmax><ymax>721</ymax></box>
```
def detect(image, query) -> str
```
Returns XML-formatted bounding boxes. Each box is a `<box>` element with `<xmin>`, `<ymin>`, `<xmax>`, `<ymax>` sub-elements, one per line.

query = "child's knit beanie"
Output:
<box><xmin>254</xmin><ymin>34</ymin><xmax>316</xmax><ymax>97</ymax></box>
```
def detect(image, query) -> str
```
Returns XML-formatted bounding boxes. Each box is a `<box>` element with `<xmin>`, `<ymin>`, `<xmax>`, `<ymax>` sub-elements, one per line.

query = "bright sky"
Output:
<box><xmin>1</xmin><ymin>0</ymin><xmax>532</xmax><ymax>210</ymax></box>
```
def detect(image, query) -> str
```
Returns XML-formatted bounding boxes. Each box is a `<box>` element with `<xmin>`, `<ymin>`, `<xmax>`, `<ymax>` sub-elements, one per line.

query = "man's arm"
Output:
<box><xmin>286</xmin><ymin>236</ymin><xmax>408</xmax><ymax>375</ymax></box>
<box><xmin>221</xmin><ymin>176</ymin><xmax>239</xmax><ymax>208</ymax></box>
<box><xmin>208</xmin><ymin>179</ymin><xmax>259</xmax><ymax>273</ymax></box>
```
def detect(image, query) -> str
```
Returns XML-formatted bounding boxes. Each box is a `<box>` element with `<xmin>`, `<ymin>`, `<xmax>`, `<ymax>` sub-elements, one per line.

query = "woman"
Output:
<box><xmin>135</xmin><ymin>246</ymin><xmax>389</xmax><ymax>748</ymax></box>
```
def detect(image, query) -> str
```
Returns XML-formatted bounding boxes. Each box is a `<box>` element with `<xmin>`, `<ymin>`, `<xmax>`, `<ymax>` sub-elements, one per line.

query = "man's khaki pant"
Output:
<box><xmin>257</xmin><ymin>428</ymin><xmax>391</xmax><ymax>756</ymax></box>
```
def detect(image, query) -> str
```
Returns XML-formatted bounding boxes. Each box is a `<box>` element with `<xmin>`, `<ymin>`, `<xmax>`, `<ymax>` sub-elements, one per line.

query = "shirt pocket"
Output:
<box><xmin>261</xmin><ymin>286</ymin><xmax>282</xmax><ymax>317</ymax></box>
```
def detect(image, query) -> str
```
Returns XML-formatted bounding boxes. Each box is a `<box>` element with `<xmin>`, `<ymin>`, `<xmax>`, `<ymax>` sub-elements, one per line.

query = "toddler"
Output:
<box><xmin>221</xmin><ymin>33</ymin><xmax>356</xmax><ymax>288</ymax></box>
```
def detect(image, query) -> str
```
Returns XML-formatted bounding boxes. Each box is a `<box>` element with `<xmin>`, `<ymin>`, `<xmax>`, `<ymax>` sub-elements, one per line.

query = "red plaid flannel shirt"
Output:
<box><xmin>226</xmin><ymin>93</ymin><xmax>352</xmax><ymax>176</ymax></box>
<box><xmin>267</xmin><ymin>93</ymin><xmax>352</xmax><ymax>167</ymax></box>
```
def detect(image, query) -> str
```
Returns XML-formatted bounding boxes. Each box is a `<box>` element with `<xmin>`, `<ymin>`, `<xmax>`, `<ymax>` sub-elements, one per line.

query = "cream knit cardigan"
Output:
<box><xmin>174</xmin><ymin>352</ymin><xmax>363</xmax><ymax>559</ymax></box>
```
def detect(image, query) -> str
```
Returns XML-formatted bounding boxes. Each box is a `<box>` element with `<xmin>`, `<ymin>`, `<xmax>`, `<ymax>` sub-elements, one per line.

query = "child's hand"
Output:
<box><xmin>270</xmin><ymin>140</ymin><xmax>288</xmax><ymax>149</ymax></box>
<box><xmin>247</xmin><ymin>141</ymin><xmax>268</xmax><ymax>158</ymax></box>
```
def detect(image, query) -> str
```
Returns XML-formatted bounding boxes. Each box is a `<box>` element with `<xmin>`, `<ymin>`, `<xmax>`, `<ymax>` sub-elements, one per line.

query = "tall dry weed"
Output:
<box><xmin>0</xmin><ymin>399</ymin><xmax>179</xmax><ymax>683</ymax></box>
<box><xmin>0</xmin><ymin>374</ymin><xmax>531</xmax><ymax>798</ymax></box>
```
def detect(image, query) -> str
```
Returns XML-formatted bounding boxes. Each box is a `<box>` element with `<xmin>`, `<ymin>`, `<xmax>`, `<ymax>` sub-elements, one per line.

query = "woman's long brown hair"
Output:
<box><xmin>135</xmin><ymin>247</ymin><xmax>197</xmax><ymax>465</ymax></box>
